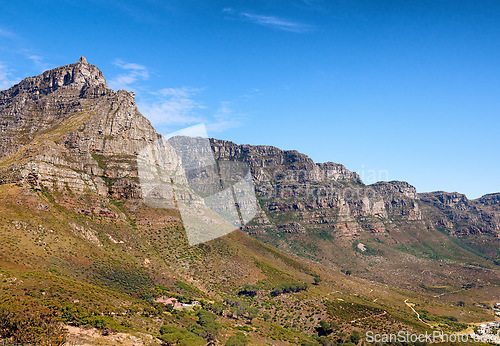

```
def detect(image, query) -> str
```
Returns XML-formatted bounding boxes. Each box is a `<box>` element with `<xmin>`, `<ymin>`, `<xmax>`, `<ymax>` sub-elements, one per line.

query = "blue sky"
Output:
<box><xmin>0</xmin><ymin>0</ymin><xmax>499</xmax><ymax>198</ymax></box>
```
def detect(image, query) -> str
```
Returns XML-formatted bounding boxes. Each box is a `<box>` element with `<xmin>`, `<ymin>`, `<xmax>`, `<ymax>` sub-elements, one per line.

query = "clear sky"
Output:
<box><xmin>0</xmin><ymin>0</ymin><xmax>499</xmax><ymax>198</ymax></box>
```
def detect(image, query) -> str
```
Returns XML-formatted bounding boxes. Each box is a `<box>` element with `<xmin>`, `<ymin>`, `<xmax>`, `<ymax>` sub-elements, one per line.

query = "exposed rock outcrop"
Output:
<box><xmin>0</xmin><ymin>57</ymin><xmax>160</xmax><ymax>198</ymax></box>
<box><xmin>370</xmin><ymin>181</ymin><xmax>421</xmax><ymax>220</ymax></box>
<box><xmin>476</xmin><ymin>193</ymin><xmax>500</xmax><ymax>206</ymax></box>
<box><xmin>0</xmin><ymin>58</ymin><xmax>498</xmax><ymax>239</ymax></box>
<box><xmin>419</xmin><ymin>191</ymin><xmax>499</xmax><ymax>235</ymax></box>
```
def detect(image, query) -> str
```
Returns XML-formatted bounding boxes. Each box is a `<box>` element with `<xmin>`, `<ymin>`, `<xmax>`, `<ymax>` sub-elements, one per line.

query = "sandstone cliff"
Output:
<box><xmin>0</xmin><ymin>57</ymin><xmax>160</xmax><ymax>199</ymax></box>
<box><xmin>0</xmin><ymin>59</ymin><xmax>498</xmax><ymax>237</ymax></box>
<box><xmin>419</xmin><ymin>191</ymin><xmax>500</xmax><ymax>235</ymax></box>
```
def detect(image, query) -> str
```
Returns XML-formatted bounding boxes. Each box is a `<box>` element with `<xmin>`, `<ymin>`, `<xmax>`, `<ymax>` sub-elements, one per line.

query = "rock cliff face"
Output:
<box><xmin>419</xmin><ymin>191</ymin><xmax>500</xmax><ymax>235</ymax></box>
<box><xmin>476</xmin><ymin>193</ymin><xmax>500</xmax><ymax>207</ymax></box>
<box><xmin>0</xmin><ymin>59</ymin><xmax>497</xmax><ymax>238</ymax></box>
<box><xmin>211</xmin><ymin>139</ymin><xmax>424</xmax><ymax>236</ymax></box>
<box><xmin>370</xmin><ymin>181</ymin><xmax>421</xmax><ymax>220</ymax></box>
<box><xmin>0</xmin><ymin>57</ymin><xmax>160</xmax><ymax>199</ymax></box>
<box><xmin>210</xmin><ymin>139</ymin><xmax>500</xmax><ymax>290</ymax></box>
<box><xmin>0</xmin><ymin>57</ymin><xmax>108</xmax><ymax>157</ymax></box>
<box><xmin>211</xmin><ymin>140</ymin><xmax>499</xmax><ymax>237</ymax></box>
<box><xmin>210</xmin><ymin>138</ymin><xmax>361</xmax><ymax>184</ymax></box>
<box><xmin>475</xmin><ymin>194</ymin><xmax>500</xmax><ymax>232</ymax></box>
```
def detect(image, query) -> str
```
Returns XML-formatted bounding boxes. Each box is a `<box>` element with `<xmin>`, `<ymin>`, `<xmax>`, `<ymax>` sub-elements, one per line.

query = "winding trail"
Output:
<box><xmin>404</xmin><ymin>299</ymin><xmax>432</xmax><ymax>327</ymax></box>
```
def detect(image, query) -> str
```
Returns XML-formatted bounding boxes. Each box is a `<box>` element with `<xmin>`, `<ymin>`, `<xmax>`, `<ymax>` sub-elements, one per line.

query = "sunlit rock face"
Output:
<box><xmin>0</xmin><ymin>57</ymin><xmax>159</xmax><ymax>198</ymax></box>
<box><xmin>0</xmin><ymin>58</ymin><xmax>497</xmax><ymax>239</ymax></box>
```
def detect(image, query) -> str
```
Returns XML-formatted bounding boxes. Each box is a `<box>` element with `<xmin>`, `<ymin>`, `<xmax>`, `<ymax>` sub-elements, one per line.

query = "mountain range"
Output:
<box><xmin>0</xmin><ymin>57</ymin><xmax>498</xmax><ymax>345</ymax></box>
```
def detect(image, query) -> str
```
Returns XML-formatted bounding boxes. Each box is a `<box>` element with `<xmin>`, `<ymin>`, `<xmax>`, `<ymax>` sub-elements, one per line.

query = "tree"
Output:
<box><xmin>271</xmin><ymin>282</ymin><xmax>309</xmax><ymax>296</ymax></box>
<box><xmin>350</xmin><ymin>330</ymin><xmax>361</xmax><ymax>344</ymax></box>
<box><xmin>210</xmin><ymin>301</ymin><xmax>225</xmax><ymax>316</ymax></box>
<box><xmin>246</xmin><ymin>307</ymin><xmax>259</xmax><ymax>323</ymax></box>
<box><xmin>261</xmin><ymin>312</ymin><xmax>271</xmax><ymax>321</ymax></box>
<box><xmin>316</xmin><ymin>320</ymin><xmax>337</xmax><ymax>336</ymax></box>
<box><xmin>159</xmin><ymin>324</ymin><xmax>205</xmax><ymax>345</ymax></box>
<box><xmin>318</xmin><ymin>336</ymin><xmax>333</xmax><ymax>346</ymax></box>
<box><xmin>195</xmin><ymin>310</ymin><xmax>219</xmax><ymax>341</ymax></box>
<box><xmin>238</xmin><ymin>285</ymin><xmax>259</xmax><ymax>297</ymax></box>
<box><xmin>313</xmin><ymin>275</ymin><xmax>322</xmax><ymax>285</ymax></box>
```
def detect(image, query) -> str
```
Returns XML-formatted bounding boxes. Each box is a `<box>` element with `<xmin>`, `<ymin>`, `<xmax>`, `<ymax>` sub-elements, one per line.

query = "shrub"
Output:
<box><xmin>210</xmin><ymin>301</ymin><xmax>226</xmax><ymax>316</ymax></box>
<box><xmin>271</xmin><ymin>282</ymin><xmax>308</xmax><ymax>297</ymax></box>
<box><xmin>159</xmin><ymin>324</ymin><xmax>205</xmax><ymax>345</ymax></box>
<box><xmin>350</xmin><ymin>330</ymin><xmax>361</xmax><ymax>344</ymax></box>
<box><xmin>316</xmin><ymin>320</ymin><xmax>336</xmax><ymax>336</ymax></box>
<box><xmin>313</xmin><ymin>275</ymin><xmax>322</xmax><ymax>285</ymax></box>
<box><xmin>226</xmin><ymin>332</ymin><xmax>249</xmax><ymax>346</ymax></box>
<box><xmin>238</xmin><ymin>284</ymin><xmax>259</xmax><ymax>297</ymax></box>
<box><xmin>0</xmin><ymin>298</ymin><xmax>66</xmax><ymax>345</ymax></box>
<box><xmin>95</xmin><ymin>262</ymin><xmax>154</xmax><ymax>295</ymax></box>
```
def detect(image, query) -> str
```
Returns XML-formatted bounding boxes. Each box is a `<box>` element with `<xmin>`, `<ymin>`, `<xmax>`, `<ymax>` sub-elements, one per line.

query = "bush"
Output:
<box><xmin>316</xmin><ymin>320</ymin><xmax>337</xmax><ymax>336</ymax></box>
<box><xmin>210</xmin><ymin>301</ymin><xmax>225</xmax><ymax>315</ymax></box>
<box><xmin>95</xmin><ymin>262</ymin><xmax>155</xmax><ymax>295</ymax></box>
<box><xmin>174</xmin><ymin>280</ymin><xmax>204</xmax><ymax>297</ymax></box>
<box><xmin>238</xmin><ymin>285</ymin><xmax>259</xmax><ymax>297</ymax></box>
<box><xmin>349</xmin><ymin>330</ymin><xmax>361</xmax><ymax>344</ymax></box>
<box><xmin>313</xmin><ymin>275</ymin><xmax>322</xmax><ymax>285</ymax></box>
<box><xmin>159</xmin><ymin>324</ymin><xmax>205</xmax><ymax>345</ymax></box>
<box><xmin>271</xmin><ymin>282</ymin><xmax>309</xmax><ymax>297</ymax></box>
<box><xmin>226</xmin><ymin>332</ymin><xmax>249</xmax><ymax>345</ymax></box>
<box><xmin>61</xmin><ymin>305</ymin><xmax>121</xmax><ymax>331</ymax></box>
<box><xmin>0</xmin><ymin>298</ymin><xmax>66</xmax><ymax>345</ymax></box>
<box><xmin>83</xmin><ymin>315</ymin><xmax>108</xmax><ymax>329</ymax></box>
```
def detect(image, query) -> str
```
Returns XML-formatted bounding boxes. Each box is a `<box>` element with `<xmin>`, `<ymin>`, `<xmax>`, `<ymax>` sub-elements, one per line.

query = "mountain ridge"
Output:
<box><xmin>0</xmin><ymin>58</ymin><xmax>499</xmax><ymax>344</ymax></box>
<box><xmin>1</xmin><ymin>57</ymin><xmax>498</xmax><ymax>201</ymax></box>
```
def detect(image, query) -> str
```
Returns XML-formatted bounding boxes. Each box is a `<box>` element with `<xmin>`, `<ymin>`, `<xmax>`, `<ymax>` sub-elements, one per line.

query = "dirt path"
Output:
<box><xmin>350</xmin><ymin>311</ymin><xmax>387</xmax><ymax>323</ymax></box>
<box><xmin>433</xmin><ymin>288</ymin><xmax>465</xmax><ymax>298</ymax></box>
<box><xmin>404</xmin><ymin>299</ymin><xmax>432</xmax><ymax>327</ymax></box>
<box><xmin>65</xmin><ymin>325</ymin><xmax>152</xmax><ymax>345</ymax></box>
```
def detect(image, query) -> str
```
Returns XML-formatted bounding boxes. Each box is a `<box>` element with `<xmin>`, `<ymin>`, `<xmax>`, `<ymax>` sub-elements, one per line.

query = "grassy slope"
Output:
<box><xmin>0</xmin><ymin>183</ymin><xmax>496</xmax><ymax>344</ymax></box>
<box><xmin>252</xmin><ymin>199</ymin><xmax>500</xmax><ymax>304</ymax></box>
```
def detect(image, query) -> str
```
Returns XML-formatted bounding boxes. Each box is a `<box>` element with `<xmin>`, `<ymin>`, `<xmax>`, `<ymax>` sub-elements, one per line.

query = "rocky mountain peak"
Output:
<box><xmin>371</xmin><ymin>181</ymin><xmax>418</xmax><ymax>199</ymax></box>
<box><xmin>0</xmin><ymin>57</ymin><xmax>108</xmax><ymax>101</ymax></box>
<box><xmin>0</xmin><ymin>57</ymin><xmax>159</xmax><ymax>198</ymax></box>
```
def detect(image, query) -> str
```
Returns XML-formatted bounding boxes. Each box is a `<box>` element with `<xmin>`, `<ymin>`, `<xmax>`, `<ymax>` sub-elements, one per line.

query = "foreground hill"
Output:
<box><xmin>0</xmin><ymin>58</ymin><xmax>498</xmax><ymax>344</ymax></box>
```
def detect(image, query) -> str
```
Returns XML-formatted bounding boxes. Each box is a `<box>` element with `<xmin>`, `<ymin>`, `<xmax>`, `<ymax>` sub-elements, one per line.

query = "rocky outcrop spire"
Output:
<box><xmin>0</xmin><ymin>56</ymin><xmax>108</xmax><ymax>100</ymax></box>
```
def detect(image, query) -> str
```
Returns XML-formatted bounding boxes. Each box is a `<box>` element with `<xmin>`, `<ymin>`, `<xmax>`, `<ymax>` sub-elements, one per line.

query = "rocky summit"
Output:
<box><xmin>0</xmin><ymin>58</ymin><xmax>499</xmax><ymax>345</ymax></box>
<box><xmin>0</xmin><ymin>56</ymin><xmax>159</xmax><ymax>198</ymax></box>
